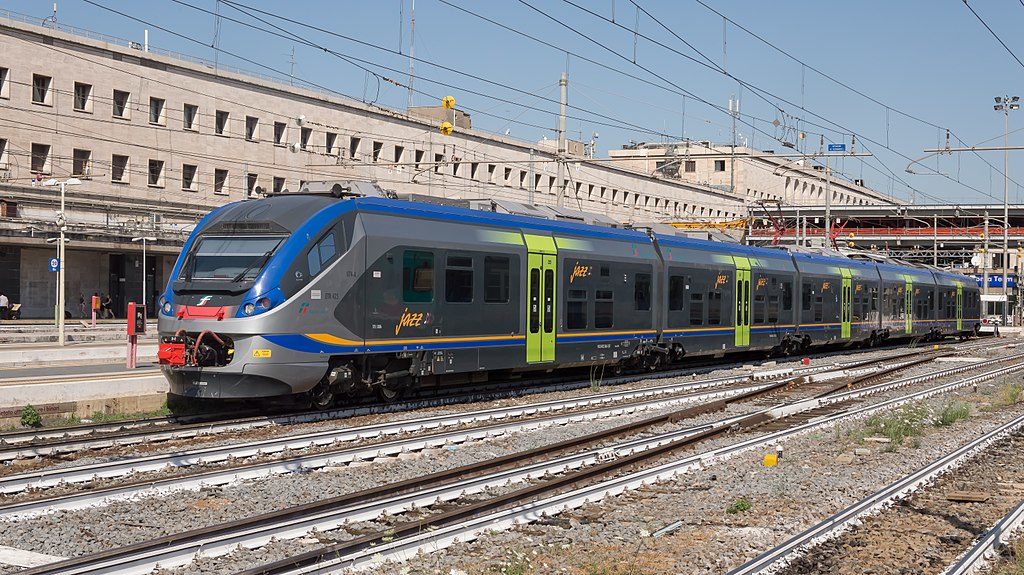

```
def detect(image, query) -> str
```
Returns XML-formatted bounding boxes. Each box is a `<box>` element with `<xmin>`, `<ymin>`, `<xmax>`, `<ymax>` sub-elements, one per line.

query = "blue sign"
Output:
<box><xmin>827</xmin><ymin>143</ymin><xmax>846</xmax><ymax>152</ymax></box>
<box><xmin>970</xmin><ymin>274</ymin><xmax>1017</xmax><ymax>288</ymax></box>
<box><xmin>48</xmin><ymin>258</ymin><xmax>60</xmax><ymax>273</ymax></box>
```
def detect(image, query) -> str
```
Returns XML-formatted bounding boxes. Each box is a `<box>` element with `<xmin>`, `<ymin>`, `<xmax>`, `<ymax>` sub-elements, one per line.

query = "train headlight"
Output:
<box><xmin>257</xmin><ymin>297</ymin><xmax>272</xmax><ymax>310</ymax></box>
<box><xmin>162</xmin><ymin>301</ymin><xmax>172</xmax><ymax>315</ymax></box>
<box><xmin>243</xmin><ymin>303</ymin><xmax>256</xmax><ymax>316</ymax></box>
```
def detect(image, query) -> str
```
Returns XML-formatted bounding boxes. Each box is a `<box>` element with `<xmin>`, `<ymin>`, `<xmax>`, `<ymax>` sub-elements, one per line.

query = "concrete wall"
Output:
<box><xmin>19</xmin><ymin>247</ymin><xmax>108</xmax><ymax>318</ymax></box>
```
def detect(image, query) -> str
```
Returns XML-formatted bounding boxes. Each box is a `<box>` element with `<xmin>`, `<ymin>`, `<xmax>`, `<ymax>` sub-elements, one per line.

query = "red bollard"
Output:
<box><xmin>91</xmin><ymin>295</ymin><xmax>100</xmax><ymax>328</ymax></box>
<box><xmin>801</xmin><ymin>357</ymin><xmax>811</xmax><ymax>366</ymax></box>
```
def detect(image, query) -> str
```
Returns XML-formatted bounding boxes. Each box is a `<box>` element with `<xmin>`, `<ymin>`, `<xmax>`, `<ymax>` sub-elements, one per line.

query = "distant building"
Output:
<box><xmin>607</xmin><ymin>141</ymin><xmax>901</xmax><ymax>207</ymax></box>
<box><xmin>0</xmin><ymin>15</ymin><xmax>748</xmax><ymax>317</ymax></box>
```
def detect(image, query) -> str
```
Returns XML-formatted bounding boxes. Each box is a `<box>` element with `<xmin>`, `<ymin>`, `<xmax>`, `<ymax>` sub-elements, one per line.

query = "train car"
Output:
<box><xmin>157</xmin><ymin>182</ymin><xmax>982</xmax><ymax>407</ymax></box>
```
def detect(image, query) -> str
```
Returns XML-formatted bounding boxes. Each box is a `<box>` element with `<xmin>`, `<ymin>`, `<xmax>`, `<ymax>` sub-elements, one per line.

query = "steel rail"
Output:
<box><xmin>0</xmin><ymin>349</ymin><xmax>903</xmax><ymax>460</ymax></box>
<box><xmin>941</xmin><ymin>499</ymin><xmax>1024</xmax><ymax>575</ymax></box>
<box><xmin>11</xmin><ymin>352</ymin><xmax>944</xmax><ymax>575</ymax></box>
<box><xmin>244</xmin><ymin>353</ymin><xmax>1024</xmax><ymax>575</ymax></box>
<box><xmin>0</xmin><ymin>351</ymin><xmax>919</xmax><ymax>494</ymax></box>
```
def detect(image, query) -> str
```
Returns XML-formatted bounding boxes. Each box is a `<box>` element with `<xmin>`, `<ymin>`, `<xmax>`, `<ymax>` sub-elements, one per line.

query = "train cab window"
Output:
<box><xmin>306</xmin><ymin>232</ymin><xmax>336</xmax><ymax>278</ymax></box>
<box><xmin>781</xmin><ymin>282</ymin><xmax>793</xmax><ymax>311</ymax></box>
<box><xmin>483</xmin><ymin>256</ymin><xmax>510</xmax><ymax>303</ymax></box>
<box><xmin>689</xmin><ymin>292</ymin><xmax>704</xmax><ymax>326</ymax></box>
<box><xmin>595</xmin><ymin>289</ymin><xmax>614</xmax><ymax>328</ymax></box>
<box><xmin>634</xmin><ymin>273</ymin><xmax>651</xmax><ymax>311</ymax></box>
<box><xmin>567</xmin><ymin>289</ymin><xmax>587</xmax><ymax>330</ymax></box>
<box><xmin>708</xmin><ymin>291</ymin><xmax>723</xmax><ymax>325</ymax></box>
<box><xmin>403</xmin><ymin>250</ymin><xmax>434</xmax><ymax>303</ymax></box>
<box><xmin>669</xmin><ymin>275</ymin><xmax>686</xmax><ymax>311</ymax></box>
<box><xmin>445</xmin><ymin>255</ymin><xmax>474</xmax><ymax>303</ymax></box>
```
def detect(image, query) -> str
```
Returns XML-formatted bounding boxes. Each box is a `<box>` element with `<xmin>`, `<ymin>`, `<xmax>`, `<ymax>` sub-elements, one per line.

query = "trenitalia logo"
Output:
<box><xmin>197</xmin><ymin>295</ymin><xmax>213</xmax><ymax>306</ymax></box>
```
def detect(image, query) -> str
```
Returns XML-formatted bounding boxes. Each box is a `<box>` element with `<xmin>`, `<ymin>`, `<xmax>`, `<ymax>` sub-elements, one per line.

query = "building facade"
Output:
<box><xmin>607</xmin><ymin>141</ymin><xmax>900</xmax><ymax>209</ymax></box>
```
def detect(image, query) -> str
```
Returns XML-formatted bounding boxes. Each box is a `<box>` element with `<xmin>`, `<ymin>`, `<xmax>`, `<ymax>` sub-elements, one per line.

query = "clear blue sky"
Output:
<box><xmin>6</xmin><ymin>0</ymin><xmax>1024</xmax><ymax>205</ymax></box>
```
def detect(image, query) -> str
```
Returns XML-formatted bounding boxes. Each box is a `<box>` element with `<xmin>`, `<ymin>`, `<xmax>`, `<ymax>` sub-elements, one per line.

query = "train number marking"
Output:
<box><xmin>714</xmin><ymin>274</ymin><xmax>728</xmax><ymax>289</ymax></box>
<box><xmin>396</xmin><ymin>308</ymin><xmax>425</xmax><ymax>335</ymax></box>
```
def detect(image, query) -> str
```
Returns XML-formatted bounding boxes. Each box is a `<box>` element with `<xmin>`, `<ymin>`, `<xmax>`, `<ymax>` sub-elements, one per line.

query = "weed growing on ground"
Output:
<box><xmin>19</xmin><ymin>405</ymin><xmax>42</xmax><ymax>428</ymax></box>
<box><xmin>863</xmin><ymin>404</ymin><xmax>928</xmax><ymax>447</ymax></box>
<box><xmin>995</xmin><ymin>383</ymin><xmax>1024</xmax><ymax>408</ymax></box>
<box><xmin>496</xmin><ymin>549</ymin><xmax>533</xmax><ymax>575</ymax></box>
<box><xmin>726</xmin><ymin>497</ymin><xmax>752</xmax><ymax>514</ymax></box>
<box><xmin>994</xmin><ymin>538</ymin><xmax>1024</xmax><ymax>575</ymax></box>
<box><xmin>934</xmin><ymin>402</ymin><xmax>970</xmax><ymax>427</ymax></box>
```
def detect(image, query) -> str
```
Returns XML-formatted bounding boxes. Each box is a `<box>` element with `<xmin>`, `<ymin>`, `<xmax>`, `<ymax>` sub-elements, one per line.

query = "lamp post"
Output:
<box><xmin>44</xmin><ymin>236</ymin><xmax>70</xmax><ymax>326</ymax></box>
<box><xmin>995</xmin><ymin>96</ymin><xmax>1019</xmax><ymax>325</ymax></box>
<box><xmin>131</xmin><ymin>237</ymin><xmax>157</xmax><ymax>310</ymax></box>
<box><xmin>43</xmin><ymin>178</ymin><xmax>81</xmax><ymax>346</ymax></box>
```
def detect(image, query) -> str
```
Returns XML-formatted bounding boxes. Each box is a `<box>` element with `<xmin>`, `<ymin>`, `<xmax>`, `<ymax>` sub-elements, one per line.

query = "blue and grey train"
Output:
<box><xmin>157</xmin><ymin>180</ymin><xmax>982</xmax><ymax>407</ymax></box>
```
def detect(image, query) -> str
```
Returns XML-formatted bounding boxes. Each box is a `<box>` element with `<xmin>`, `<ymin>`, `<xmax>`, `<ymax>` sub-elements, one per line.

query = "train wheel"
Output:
<box><xmin>376</xmin><ymin>384</ymin><xmax>403</xmax><ymax>402</ymax></box>
<box><xmin>309</xmin><ymin>382</ymin><xmax>335</xmax><ymax>410</ymax></box>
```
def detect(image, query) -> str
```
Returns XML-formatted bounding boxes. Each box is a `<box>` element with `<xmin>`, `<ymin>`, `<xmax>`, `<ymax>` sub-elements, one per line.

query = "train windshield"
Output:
<box><xmin>182</xmin><ymin>236</ymin><xmax>286</xmax><ymax>282</ymax></box>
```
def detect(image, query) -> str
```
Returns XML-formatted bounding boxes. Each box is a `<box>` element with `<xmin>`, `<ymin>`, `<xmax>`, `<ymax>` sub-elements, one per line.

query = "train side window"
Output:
<box><xmin>814</xmin><ymin>296</ymin><xmax>823</xmax><ymax>322</ymax></box>
<box><xmin>870</xmin><ymin>287</ymin><xmax>878</xmax><ymax>312</ymax></box>
<box><xmin>669</xmin><ymin>275</ymin><xmax>686</xmax><ymax>311</ymax></box>
<box><xmin>306</xmin><ymin>232</ymin><xmax>336</xmax><ymax>277</ymax></box>
<box><xmin>708</xmin><ymin>291</ymin><xmax>723</xmax><ymax>325</ymax></box>
<box><xmin>403</xmin><ymin>250</ymin><xmax>434</xmax><ymax>303</ymax></box>
<box><xmin>689</xmin><ymin>292</ymin><xmax>704</xmax><ymax>326</ymax></box>
<box><xmin>567</xmin><ymin>289</ymin><xmax>587</xmax><ymax>330</ymax></box>
<box><xmin>600</xmin><ymin>265</ymin><xmax>610</xmax><ymax>277</ymax></box>
<box><xmin>753</xmin><ymin>294</ymin><xmax>765</xmax><ymax>324</ymax></box>
<box><xmin>801</xmin><ymin>282</ymin><xmax>813</xmax><ymax>311</ymax></box>
<box><xmin>529</xmin><ymin>269</ymin><xmax>541</xmax><ymax>333</ymax></box>
<box><xmin>445</xmin><ymin>255</ymin><xmax>473</xmax><ymax>303</ymax></box>
<box><xmin>483</xmin><ymin>256</ymin><xmax>510</xmax><ymax>303</ymax></box>
<box><xmin>634</xmin><ymin>273</ymin><xmax>651</xmax><ymax>311</ymax></box>
<box><xmin>595</xmin><ymin>289</ymin><xmax>614</xmax><ymax>328</ymax></box>
<box><xmin>781</xmin><ymin>282</ymin><xmax>792</xmax><ymax>311</ymax></box>
<box><xmin>768</xmin><ymin>295</ymin><xmax>779</xmax><ymax>323</ymax></box>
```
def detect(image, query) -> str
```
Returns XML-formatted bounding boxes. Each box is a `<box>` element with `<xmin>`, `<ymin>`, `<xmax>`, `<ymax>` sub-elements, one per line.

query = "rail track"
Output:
<box><xmin>15</xmin><ymin>348</ymin><xmax>1020</xmax><ymax>575</ymax></box>
<box><xmin>1</xmin><ymin>339</ymin><xmax>990</xmax><ymax>462</ymax></box>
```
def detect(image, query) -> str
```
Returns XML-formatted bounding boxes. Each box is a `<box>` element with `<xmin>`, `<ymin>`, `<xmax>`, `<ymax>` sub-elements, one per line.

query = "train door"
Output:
<box><xmin>956</xmin><ymin>283</ymin><xmax>963</xmax><ymax>331</ymax></box>
<box><xmin>904</xmin><ymin>277</ymin><xmax>913</xmax><ymax>334</ymax></box>
<box><xmin>840</xmin><ymin>269</ymin><xmax>852</xmax><ymax>339</ymax></box>
<box><xmin>734</xmin><ymin>256</ymin><xmax>750</xmax><ymax>347</ymax></box>
<box><xmin>525</xmin><ymin>235</ymin><xmax>557</xmax><ymax>364</ymax></box>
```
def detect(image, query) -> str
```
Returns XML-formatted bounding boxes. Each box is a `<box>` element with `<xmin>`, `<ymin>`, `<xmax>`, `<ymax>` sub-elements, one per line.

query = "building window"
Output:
<box><xmin>30</xmin><ymin>143</ymin><xmax>50</xmax><ymax>174</ymax></box>
<box><xmin>349</xmin><ymin>137</ymin><xmax>361</xmax><ymax>160</ymax></box>
<box><xmin>246</xmin><ymin>173</ymin><xmax>258</xmax><ymax>196</ymax></box>
<box><xmin>434</xmin><ymin>153</ymin><xmax>444</xmax><ymax>173</ymax></box>
<box><xmin>181</xmin><ymin>163</ymin><xmax>198</xmax><ymax>191</ymax></box>
<box><xmin>445</xmin><ymin>255</ymin><xmax>474</xmax><ymax>303</ymax></box>
<box><xmin>372</xmin><ymin>141</ymin><xmax>383</xmax><ymax>162</ymax></box>
<box><xmin>394</xmin><ymin>145</ymin><xmax>405</xmax><ymax>164</ymax></box>
<box><xmin>684</xmin><ymin>160</ymin><xmax>696</xmax><ymax>173</ymax></box>
<box><xmin>32</xmin><ymin>74</ymin><xmax>51</xmax><ymax>105</ymax></box>
<box><xmin>0</xmin><ymin>138</ymin><xmax>7</xmax><ymax>168</ymax></box>
<box><xmin>325</xmin><ymin>132</ymin><xmax>338</xmax><ymax>155</ymax></box>
<box><xmin>273</xmin><ymin>176</ymin><xmax>285</xmax><ymax>193</ymax></box>
<box><xmin>0</xmin><ymin>67</ymin><xmax>8</xmax><ymax>99</ymax></box>
<box><xmin>273</xmin><ymin>121</ymin><xmax>286</xmax><ymax>145</ymax></box>
<box><xmin>183</xmin><ymin>103</ymin><xmax>198</xmax><ymax>130</ymax></box>
<box><xmin>414</xmin><ymin>149</ymin><xmax>424</xmax><ymax>169</ymax></box>
<box><xmin>148</xmin><ymin>159</ymin><xmax>164</xmax><ymax>187</ymax></box>
<box><xmin>149</xmin><ymin>97</ymin><xmax>165</xmax><ymax>125</ymax></box>
<box><xmin>470</xmin><ymin>162</ymin><xmax>479</xmax><ymax>180</ymax></box>
<box><xmin>215</xmin><ymin>110</ymin><xmax>229</xmax><ymax>135</ymax></box>
<box><xmin>112</xmin><ymin>89</ymin><xmax>130</xmax><ymax>119</ymax></box>
<box><xmin>714</xmin><ymin>159</ymin><xmax>726</xmax><ymax>172</ymax></box>
<box><xmin>300</xmin><ymin>127</ymin><xmax>311</xmax><ymax>151</ymax></box>
<box><xmin>73</xmin><ymin>82</ymin><xmax>92</xmax><ymax>112</ymax></box>
<box><xmin>111</xmin><ymin>154</ymin><xmax>129</xmax><ymax>183</ymax></box>
<box><xmin>403</xmin><ymin>250</ymin><xmax>434</xmax><ymax>303</ymax></box>
<box><xmin>214</xmin><ymin>168</ymin><xmax>228</xmax><ymax>195</ymax></box>
<box><xmin>72</xmin><ymin>149</ymin><xmax>92</xmax><ymax>177</ymax></box>
<box><xmin>245</xmin><ymin>116</ymin><xmax>259</xmax><ymax>141</ymax></box>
